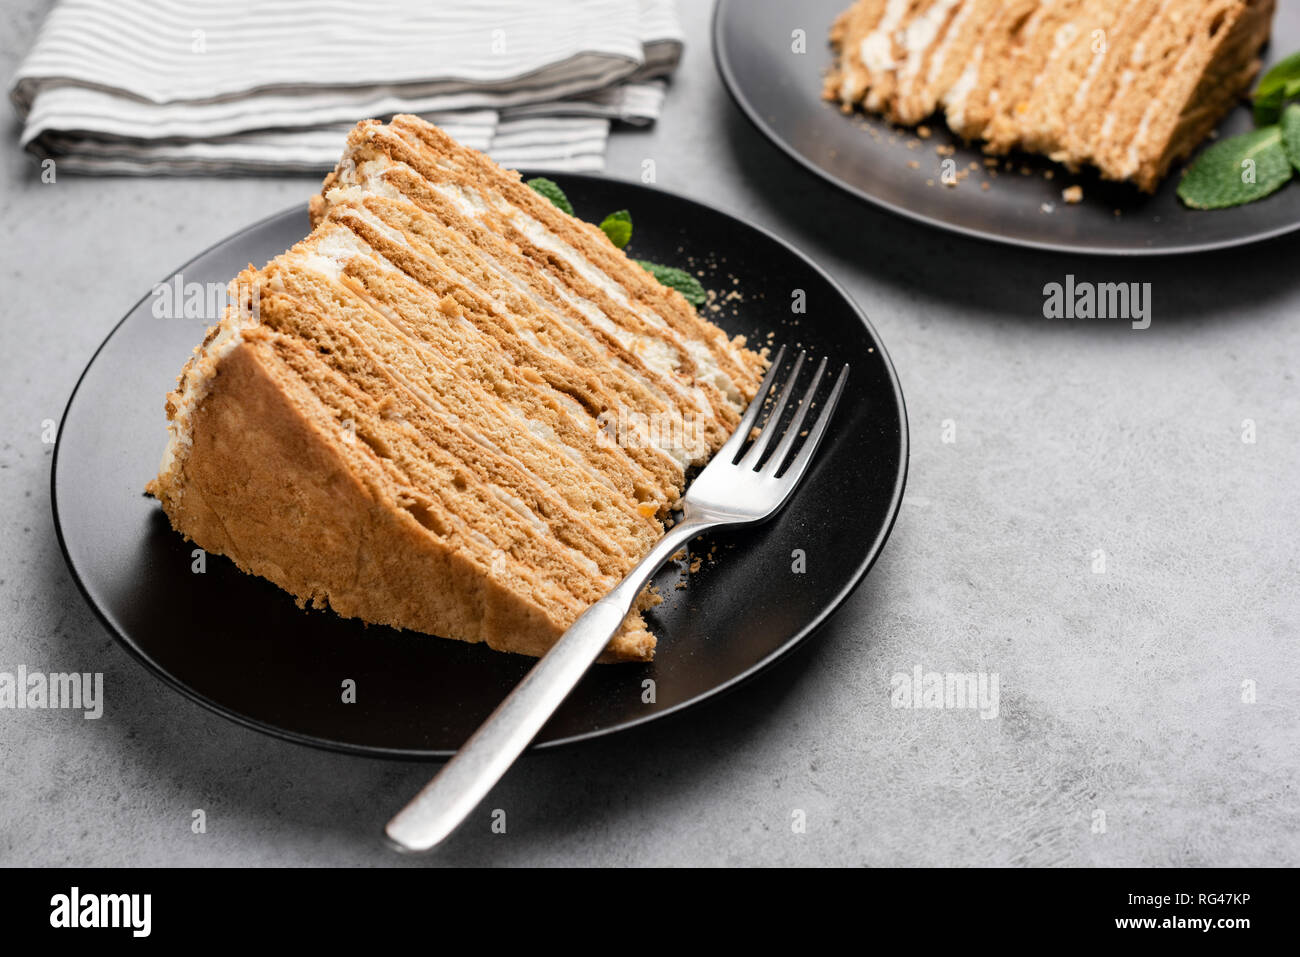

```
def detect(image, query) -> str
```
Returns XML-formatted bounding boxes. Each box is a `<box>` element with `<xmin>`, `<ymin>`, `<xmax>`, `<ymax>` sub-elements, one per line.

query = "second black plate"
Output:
<box><xmin>714</xmin><ymin>0</ymin><xmax>1300</xmax><ymax>255</ymax></box>
<box><xmin>52</xmin><ymin>173</ymin><xmax>908</xmax><ymax>758</ymax></box>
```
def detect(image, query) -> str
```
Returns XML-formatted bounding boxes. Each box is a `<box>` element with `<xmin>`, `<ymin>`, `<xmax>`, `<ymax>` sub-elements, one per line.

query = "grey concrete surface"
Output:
<box><xmin>1</xmin><ymin>0</ymin><xmax>1296</xmax><ymax>867</ymax></box>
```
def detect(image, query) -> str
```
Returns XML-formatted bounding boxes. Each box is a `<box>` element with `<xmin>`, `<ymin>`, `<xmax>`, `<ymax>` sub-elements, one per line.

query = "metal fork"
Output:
<box><xmin>385</xmin><ymin>345</ymin><xmax>848</xmax><ymax>852</ymax></box>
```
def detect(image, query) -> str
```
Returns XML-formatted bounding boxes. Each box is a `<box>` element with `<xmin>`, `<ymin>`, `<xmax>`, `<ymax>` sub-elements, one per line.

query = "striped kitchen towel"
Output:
<box><xmin>8</xmin><ymin>0</ymin><xmax>683</xmax><ymax>174</ymax></box>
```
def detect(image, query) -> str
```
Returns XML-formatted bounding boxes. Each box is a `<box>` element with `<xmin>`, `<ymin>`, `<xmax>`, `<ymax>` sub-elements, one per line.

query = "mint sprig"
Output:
<box><xmin>1253</xmin><ymin>51</ymin><xmax>1300</xmax><ymax>126</ymax></box>
<box><xmin>635</xmin><ymin>260</ymin><xmax>707</xmax><ymax>306</ymax></box>
<box><xmin>525</xmin><ymin>177</ymin><xmax>574</xmax><ymax>215</ymax></box>
<box><xmin>599</xmin><ymin>209</ymin><xmax>632</xmax><ymax>249</ymax></box>
<box><xmin>1180</xmin><ymin>47</ymin><xmax>1300</xmax><ymax>210</ymax></box>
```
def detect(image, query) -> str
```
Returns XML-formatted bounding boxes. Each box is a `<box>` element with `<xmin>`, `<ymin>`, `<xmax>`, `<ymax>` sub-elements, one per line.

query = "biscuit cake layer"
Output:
<box><xmin>148</xmin><ymin>115</ymin><xmax>766</xmax><ymax>662</ymax></box>
<box><xmin>826</xmin><ymin>0</ymin><xmax>1277</xmax><ymax>191</ymax></box>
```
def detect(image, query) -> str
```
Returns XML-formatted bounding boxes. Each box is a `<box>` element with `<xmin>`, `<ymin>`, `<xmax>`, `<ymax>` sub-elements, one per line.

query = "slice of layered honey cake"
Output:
<box><xmin>148</xmin><ymin>115</ymin><xmax>766</xmax><ymax>661</ymax></box>
<box><xmin>827</xmin><ymin>0</ymin><xmax>1277</xmax><ymax>192</ymax></box>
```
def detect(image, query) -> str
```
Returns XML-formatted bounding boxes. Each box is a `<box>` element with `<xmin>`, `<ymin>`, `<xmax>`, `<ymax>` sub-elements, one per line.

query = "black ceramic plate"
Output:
<box><xmin>714</xmin><ymin>0</ymin><xmax>1300</xmax><ymax>255</ymax></box>
<box><xmin>53</xmin><ymin>174</ymin><xmax>907</xmax><ymax>758</ymax></box>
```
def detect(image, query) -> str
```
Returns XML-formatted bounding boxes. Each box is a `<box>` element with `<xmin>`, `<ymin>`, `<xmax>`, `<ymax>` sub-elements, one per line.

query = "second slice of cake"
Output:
<box><xmin>826</xmin><ymin>0</ymin><xmax>1277</xmax><ymax>192</ymax></box>
<box><xmin>148</xmin><ymin>115</ymin><xmax>767</xmax><ymax>661</ymax></box>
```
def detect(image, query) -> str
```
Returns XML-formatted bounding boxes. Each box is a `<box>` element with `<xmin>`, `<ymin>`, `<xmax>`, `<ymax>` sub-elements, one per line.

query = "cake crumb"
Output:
<box><xmin>917</xmin><ymin>125</ymin><xmax>932</xmax><ymax>139</ymax></box>
<box><xmin>981</xmin><ymin>181</ymin><xmax>990</xmax><ymax>190</ymax></box>
<box><xmin>907</xmin><ymin>159</ymin><xmax>920</xmax><ymax>169</ymax></box>
<box><xmin>1062</xmin><ymin>185</ymin><xmax>1084</xmax><ymax>204</ymax></box>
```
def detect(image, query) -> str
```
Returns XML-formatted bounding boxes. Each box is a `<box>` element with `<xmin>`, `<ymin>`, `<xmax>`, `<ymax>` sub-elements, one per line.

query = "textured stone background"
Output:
<box><xmin>1</xmin><ymin>0</ymin><xmax>1296</xmax><ymax>866</ymax></box>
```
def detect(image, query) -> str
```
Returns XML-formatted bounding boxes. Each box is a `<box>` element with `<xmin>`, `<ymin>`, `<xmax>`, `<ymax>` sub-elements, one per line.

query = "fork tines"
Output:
<box><xmin>727</xmin><ymin>345</ymin><xmax>849</xmax><ymax>480</ymax></box>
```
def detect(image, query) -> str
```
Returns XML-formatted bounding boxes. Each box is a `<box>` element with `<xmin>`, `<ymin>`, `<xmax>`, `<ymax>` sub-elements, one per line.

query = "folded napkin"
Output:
<box><xmin>9</xmin><ymin>0</ymin><xmax>682</xmax><ymax>174</ymax></box>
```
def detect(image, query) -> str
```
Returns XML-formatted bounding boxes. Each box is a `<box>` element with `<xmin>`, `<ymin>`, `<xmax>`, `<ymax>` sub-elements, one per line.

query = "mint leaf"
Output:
<box><xmin>1177</xmin><ymin>126</ymin><xmax>1293</xmax><ymax>209</ymax></box>
<box><xmin>599</xmin><ymin>209</ymin><xmax>633</xmax><ymax>249</ymax></box>
<box><xmin>525</xmin><ymin>177</ymin><xmax>574</xmax><ymax>215</ymax></box>
<box><xmin>1282</xmin><ymin>103</ymin><xmax>1300</xmax><ymax>172</ymax></box>
<box><xmin>635</xmin><ymin>260</ymin><xmax>707</xmax><ymax>306</ymax></box>
<box><xmin>1253</xmin><ymin>51</ymin><xmax>1300</xmax><ymax>126</ymax></box>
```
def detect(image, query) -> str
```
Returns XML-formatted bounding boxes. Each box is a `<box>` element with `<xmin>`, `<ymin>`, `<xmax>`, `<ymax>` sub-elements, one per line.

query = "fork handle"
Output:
<box><xmin>384</xmin><ymin>514</ymin><xmax>714</xmax><ymax>853</ymax></box>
